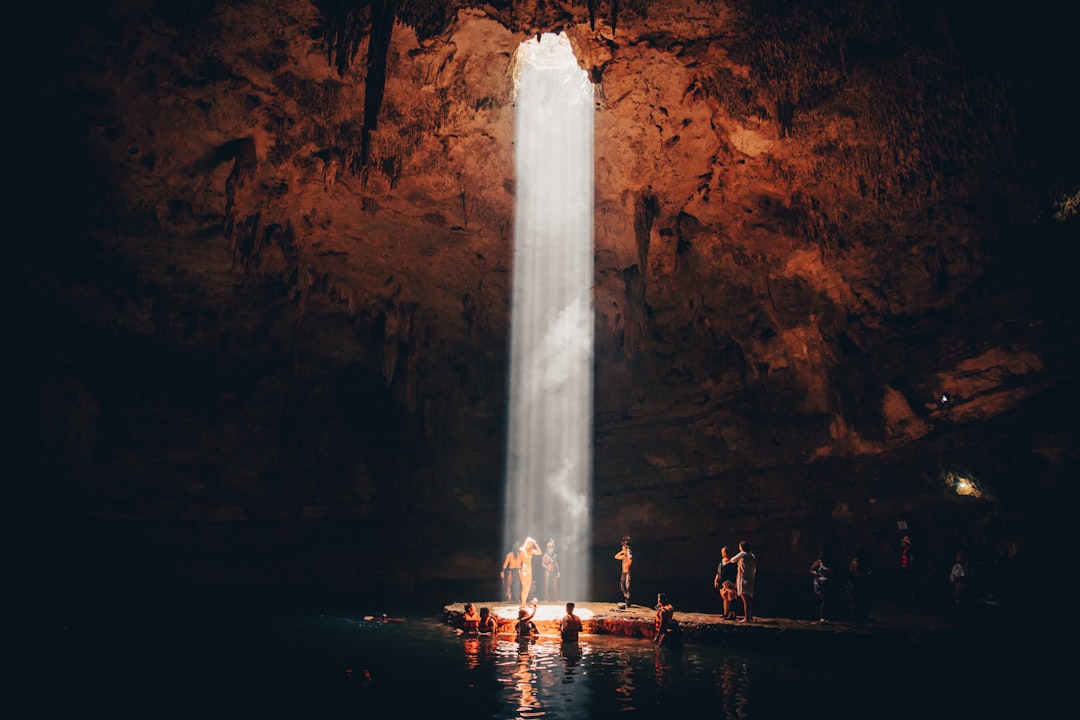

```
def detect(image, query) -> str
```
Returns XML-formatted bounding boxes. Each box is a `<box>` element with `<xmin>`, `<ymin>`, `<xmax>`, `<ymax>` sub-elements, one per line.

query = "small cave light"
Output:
<box><xmin>942</xmin><ymin>470</ymin><xmax>988</xmax><ymax>499</ymax></box>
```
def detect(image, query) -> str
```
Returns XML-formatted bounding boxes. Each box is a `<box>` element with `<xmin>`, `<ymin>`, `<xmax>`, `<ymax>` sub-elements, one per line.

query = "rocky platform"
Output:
<box><xmin>442</xmin><ymin>600</ymin><xmax>957</xmax><ymax>653</ymax></box>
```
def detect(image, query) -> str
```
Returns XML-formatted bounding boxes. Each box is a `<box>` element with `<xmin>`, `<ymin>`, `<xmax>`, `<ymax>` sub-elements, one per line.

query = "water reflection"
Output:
<box><xmin>281</xmin><ymin>616</ymin><xmax>925</xmax><ymax>720</ymax></box>
<box><xmin>718</xmin><ymin>657</ymin><xmax>751</xmax><ymax>720</ymax></box>
<box><xmin>513</xmin><ymin>638</ymin><xmax>542</xmax><ymax>717</ymax></box>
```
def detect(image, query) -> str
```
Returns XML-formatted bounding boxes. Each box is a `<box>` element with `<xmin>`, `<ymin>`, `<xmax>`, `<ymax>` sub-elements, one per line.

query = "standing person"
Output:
<box><xmin>542</xmin><ymin>539</ymin><xmax>561</xmax><ymax>601</ymax></box>
<box><xmin>615</xmin><ymin>535</ymin><xmax>633</xmax><ymax>607</ymax></box>
<box><xmin>949</xmin><ymin>548</ymin><xmax>971</xmax><ymax>609</ymax></box>
<box><xmin>653</xmin><ymin>593</ymin><xmax>675</xmax><ymax>645</ymax></box>
<box><xmin>558</xmin><ymin>601</ymin><xmax>582</xmax><ymax>643</ymax></box>
<box><xmin>516</xmin><ymin>600</ymin><xmax>539</xmax><ymax>639</ymax></box>
<box><xmin>725</xmin><ymin>540</ymin><xmax>757</xmax><ymax>622</ymax></box>
<box><xmin>713</xmin><ymin>546</ymin><xmax>740</xmax><ymax>620</ymax></box>
<box><xmin>810</xmin><ymin>550</ymin><xmax>834</xmax><ymax>623</ymax></box>
<box><xmin>518</xmin><ymin>537</ymin><xmax>543</xmax><ymax>606</ymax></box>
<box><xmin>501</xmin><ymin>545</ymin><xmax>523</xmax><ymax>602</ymax></box>
<box><xmin>845</xmin><ymin>552</ymin><xmax>870</xmax><ymax>625</ymax></box>
<box><xmin>899</xmin><ymin>535</ymin><xmax>919</xmax><ymax>610</ymax></box>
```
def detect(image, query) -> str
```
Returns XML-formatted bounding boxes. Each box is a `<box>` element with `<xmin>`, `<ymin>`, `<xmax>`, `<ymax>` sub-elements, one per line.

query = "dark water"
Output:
<box><xmin>38</xmin><ymin>594</ymin><xmax>1052</xmax><ymax>720</ymax></box>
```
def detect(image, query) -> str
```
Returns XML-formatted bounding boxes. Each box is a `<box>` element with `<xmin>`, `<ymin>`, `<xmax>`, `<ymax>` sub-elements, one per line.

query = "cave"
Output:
<box><xmin>13</xmin><ymin>0</ymin><xmax>1076</xmax><ymax>656</ymax></box>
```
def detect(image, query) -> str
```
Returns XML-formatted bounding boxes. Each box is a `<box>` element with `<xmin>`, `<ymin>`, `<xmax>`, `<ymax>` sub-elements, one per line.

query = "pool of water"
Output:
<box><xmin>39</xmin><ymin>599</ymin><xmax>1045</xmax><ymax>719</ymax></box>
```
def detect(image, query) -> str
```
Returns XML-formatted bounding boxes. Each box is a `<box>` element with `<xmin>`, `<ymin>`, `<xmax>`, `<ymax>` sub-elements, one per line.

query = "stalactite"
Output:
<box><xmin>223</xmin><ymin>137</ymin><xmax>257</xmax><ymax>248</ymax></box>
<box><xmin>359</xmin><ymin>0</ymin><xmax>400</xmax><ymax>181</ymax></box>
<box><xmin>633</xmin><ymin>191</ymin><xmax>660</xmax><ymax>281</ymax></box>
<box><xmin>316</xmin><ymin>1</ymin><xmax>398</xmax><ymax>178</ymax></box>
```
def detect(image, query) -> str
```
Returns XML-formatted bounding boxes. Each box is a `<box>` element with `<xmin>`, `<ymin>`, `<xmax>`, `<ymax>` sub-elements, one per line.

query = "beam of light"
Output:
<box><xmin>504</xmin><ymin>32</ymin><xmax>594</xmax><ymax>604</ymax></box>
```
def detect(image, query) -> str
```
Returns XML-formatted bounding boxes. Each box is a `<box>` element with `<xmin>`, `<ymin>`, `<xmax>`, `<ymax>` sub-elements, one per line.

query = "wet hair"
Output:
<box><xmin>621</xmin><ymin>535</ymin><xmax>631</xmax><ymax>544</ymax></box>
<box><xmin>465</xmin><ymin>603</ymin><xmax>474</xmax><ymax>611</ymax></box>
<box><xmin>479</xmin><ymin>607</ymin><xmax>490</xmax><ymax>616</ymax></box>
<box><xmin>566</xmin><ymin>602</ymin><xmax>575</xmax><ymax>612</ymax></box>
<box><xmin>517</xmin><ymin>608</ymin><xmax>527</xmax><ymax>619</ymax></box>
<box><xmin>658</xmin><ymin>593</ymin><xmax>669</xmax><ymax>604</ymax></box>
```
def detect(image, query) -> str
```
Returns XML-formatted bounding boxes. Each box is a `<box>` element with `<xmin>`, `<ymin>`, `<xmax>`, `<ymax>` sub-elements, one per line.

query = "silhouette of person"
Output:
<box><xmin>810</xmin><ymin>549</ymin><xmax>835</xmax><ymax>623</ymax></box>
<box><xmin>516</xmin><ymin>600</ymin><xmax>539</xmax><ymax>640</ymax></box>
<box><xmin>518</xmin><ymin>537</ymin><xmax>543</xmax><ymax>606</ymax></box>
<box><xmin>899</xmin><ymin>535</ymin><xmax>917</xmax><ymax>609</ymax></box>
<box><xmin>725</xmin><ymin>540</ymin><xmax>757</xmax><ymax>622</ymax></box>
<box><xmin>542</xmin><ymin>539</ymin><xmax>560</xmax><ymax>601</ymax></box>
<box><xmin>654</xmin><ymin>593</ymin><xmax>676</xmax><ymax>645</ymax></box>
<box><xmin>477</xmin><ymin>606</ymin><xmax>497</xmax><ymax>634</ymax></box>
<box><xmin>846</xmin><ymin>552</ymin><xmax>870</xmax><ymax>625</ymax></box>
<box><xmin>501</xmin><ymin>545</ymin><xmax>523</xmax><ymax>602</ymax></box>
<box><xmin>714</xmin><ymin>546</ymin><xmax>739</xmax><ymax>619</ymax></box>
<box><xmin>462</xmin><ymin>602</ymin><xmax>480</xmax><ymax>633</ymax></box>
<box><xmin>558</xmin><ymin>601</ymin><xmax>582</xmax><ymax>643</ymax></box>
<box><xmin>615</xmin><ymin>535</ymin><xmax>633</xmax><ymax>607</ymax></box>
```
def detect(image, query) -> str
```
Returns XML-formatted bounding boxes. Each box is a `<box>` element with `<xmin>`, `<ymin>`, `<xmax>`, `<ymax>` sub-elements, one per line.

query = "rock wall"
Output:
<box><xmin>11</xmin><ymin>0</ymin><xmax>1076</xmax><ymax>611</ymax></box>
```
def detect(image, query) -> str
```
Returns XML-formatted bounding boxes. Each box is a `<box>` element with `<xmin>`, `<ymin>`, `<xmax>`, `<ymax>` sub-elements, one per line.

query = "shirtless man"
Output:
<box><xmin>501</xmin><ymin>545</ymin><xmax>523</xmax><ymax>602</ymax></box>
<box><xmin>558</xmin><ymin>601</ymin><xmax>582</xmax><ymax>643</ymax></box>
<box><xmin>615</xmin><ymin>535</ymin><xmax>633</xmax><ymax>607</ymax></box>
<box><xmin>517</xmin><ymin>537</ymin><xmax>543</xmax><ymax>606</ymax></box>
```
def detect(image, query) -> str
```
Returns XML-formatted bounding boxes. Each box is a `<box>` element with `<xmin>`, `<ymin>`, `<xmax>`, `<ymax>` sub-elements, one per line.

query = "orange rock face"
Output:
<box><xmin>14</xmin><ymin>1</ymin><xmax>1077</xmax><ymax>603</ymax></box>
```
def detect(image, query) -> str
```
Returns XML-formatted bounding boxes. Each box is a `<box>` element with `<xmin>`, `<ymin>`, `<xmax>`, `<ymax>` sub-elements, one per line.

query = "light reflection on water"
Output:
<box><xmin>46</xmin><ymin>605</ymin><xmax>1045</xmax><ymax>718</ymax></box>
<box><xmin>287</xmin><ymin>615</ymin><xmax>810</xmax><ymax>720</ymax></box>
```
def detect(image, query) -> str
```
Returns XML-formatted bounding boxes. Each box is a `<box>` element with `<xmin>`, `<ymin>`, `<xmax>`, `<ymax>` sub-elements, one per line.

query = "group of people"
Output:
<box><xmin>712</xmin><ymin>541</ymin><xmax>757</xmax><ymax>622</ymax></box>
<box><xmin>473</xmin><ymin>531</ymin><xmax>985</xmax><ymax>649</ymax></box>
<box><xmin>461</xmin><ymin>600</ymin><xmax>584</xmax><ymax>644</ymax></box>
<box><xmin>461</xmin><ymin>602</ymin><xmax>498</xmax><ymax>634</ymax></box>
<box><xmin>501</xmin><ymin>536</ymin><xmax>561</xmax><ymax>606</ymax></box>
<box><xmin>807</xmin><ymin>535</ymin><xmax>977</xmax><ymax>624</ymax></box>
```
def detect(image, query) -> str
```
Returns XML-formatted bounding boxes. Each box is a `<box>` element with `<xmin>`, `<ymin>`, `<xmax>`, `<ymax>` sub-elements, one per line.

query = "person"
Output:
<box><xmin>725</xmin><ymin>540</ymin><xmax>757</xmax><ymax>622</ymax></box>
<box><xmin>558</xmin><ymin>601</ymin><xmax>583</xmax><ymax>642</ymax></box>
<box><xmin>516</xmin><ymin>600</ymin><xmax>539</xmax><ymax>639</ymax></box>
<box><xmin>542</xmin><ymin>539</ymin><xmax>560</xmax><ymax>601</ymax></box>
<box><xmin>949</xmin><ymin>548</ymin><xmax>971</xmax><ymax>609</ymax></box>
<box><xmin>501</xmin><ymin>545</ymin><xmax>523</xmax><ymax>602</ymax></box>
<box><xmin>810</xmin><ymin>550</ymin><xmax>834</xmax><ymax>623</ymax></box>
<box><xmin>713</xmin><ymin>546</ymin><xmax>740</xmax><ymax>620</ymax></box>
<box><xmin>654</xmin><ymin>593</ymin><xmax>675</xmax><ymax>645</ymax></box>
<box><xmin>615</xmin><ymin>535</ymin><xmax>633</xmax><ymax>607</ymax></box>
<box><xmin>462</xmin><ymin>602</ymin><xmax>480</xmax><ymax>633</ymax></box>
<box><xmin>518</xmin><ymin>537</ymin><xmax>543</xmax><ymax>605</ymax></box>
<box><xmin>899</xmin><ymin>535</ymin><xmax>917</xmax><ymax>610</ymax></box>
<box><xmin>845</xmin><ymin>552</ymin><xmax>870</xmax><ymax>625</ymax></box>
<box><xmin>477</xmin><ymin>606</ymin><xmax>497</xmax><ymax>634</ymax></box>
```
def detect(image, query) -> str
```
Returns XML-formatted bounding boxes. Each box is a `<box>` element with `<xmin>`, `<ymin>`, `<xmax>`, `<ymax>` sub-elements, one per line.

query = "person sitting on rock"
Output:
<box><xmin>654</xmin><ymin>593</ymin><xmax>676</xmax><ymax>645</ymax></box>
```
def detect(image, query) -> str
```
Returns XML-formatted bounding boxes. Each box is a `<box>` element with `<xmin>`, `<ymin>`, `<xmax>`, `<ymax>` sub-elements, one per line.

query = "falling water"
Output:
<box><xmin>504</xmin><ymin>33</ymin><xmax>594</xmax><ymax>603</ymax></box>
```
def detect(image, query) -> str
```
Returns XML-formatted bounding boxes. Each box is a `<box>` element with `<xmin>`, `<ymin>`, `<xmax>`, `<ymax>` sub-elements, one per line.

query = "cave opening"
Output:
<box><xmin>503</xmin><ymin>32</ymin><xmax>595</xmax><ymax>604</ymax></box>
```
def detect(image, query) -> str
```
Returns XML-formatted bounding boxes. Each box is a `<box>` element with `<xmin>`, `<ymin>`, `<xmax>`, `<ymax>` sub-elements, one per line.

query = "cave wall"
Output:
<box><xmin>10</xmin><ymin>0</ymin><xmax>1077</xmax><ymax>611</ymax></box>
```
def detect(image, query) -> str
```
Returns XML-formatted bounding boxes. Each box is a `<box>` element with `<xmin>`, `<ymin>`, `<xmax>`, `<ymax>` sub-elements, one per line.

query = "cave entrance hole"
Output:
<box><xmin>503</xmin><ymin>32</ymin><xmax>594</xmax><ymax>605</ymax></box>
